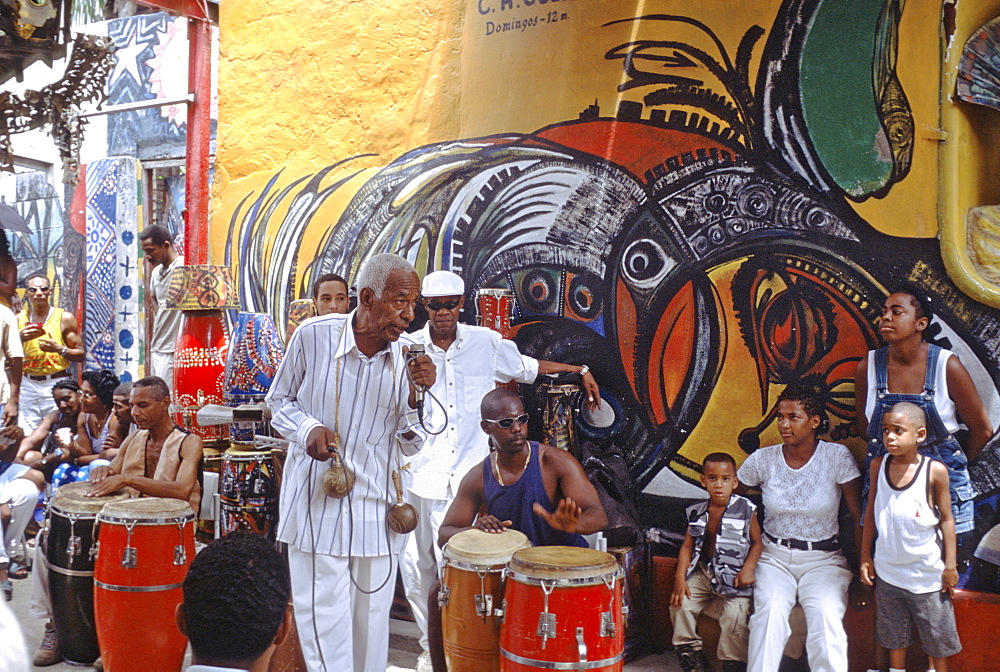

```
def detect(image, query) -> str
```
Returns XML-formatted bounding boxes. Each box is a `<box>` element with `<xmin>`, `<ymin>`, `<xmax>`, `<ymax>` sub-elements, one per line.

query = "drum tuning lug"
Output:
<box><xmin>576</xmin><ymin>627</ymin><xmax>588</xmax><ymax>663</ymax></box>
<box><xmin>474</xmin><ymin>593</ymin><xmax>493</xmax><ymax>618</ymax></box>
<box><xmin>437</xmin><ymin>585</ymin><xmax>450</xmax><ymax>607</ymax></box>
<box><xmin>66</xmin><ymin>536</ymin><xmax>81</xmax><ymax>558</ymax></box>
<box><xmin>89</xmin><ymin>542</ymin><xmax>100</xmax><ymax>560</ymax></box>
<box><xmin>174</xmin><ymin>544</ymin><xmax>187</xmax><ymax>566</ymax></box>
<box><xmin>499</xmin><ymin>598</ymin><xmax>507</xmax><ymax>624</ymax></box>
<box><xmin>121</xmin><ymin>546</ymin><xmax>137</xmax><ymax>569</ymax></box>
<box><xmin>536</xmin><ymin>611</ymin><xmax>556</xmax><ymax>643</ymax></box>
<box><xmin>600</xmin><ymin>611</ymin><xmax>616</xmax><ymax>637</ymax></box>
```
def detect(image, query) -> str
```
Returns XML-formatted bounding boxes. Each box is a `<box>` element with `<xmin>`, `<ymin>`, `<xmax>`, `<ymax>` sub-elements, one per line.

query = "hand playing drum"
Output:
<box><xmin>473</xmin><ymin>514</ymin><xmax>512</xmax><ymax>534</ymax></box>
<box><xmin>531</xmin><ymin>497</ymin><xmax>583</xmax><ymax>534</ymax></box>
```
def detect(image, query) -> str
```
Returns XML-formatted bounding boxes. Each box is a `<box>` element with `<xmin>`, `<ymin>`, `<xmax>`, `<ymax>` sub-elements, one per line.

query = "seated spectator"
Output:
<box><xmin>111</xmin><ymin>381</ymin><xmax>134</xmax><ymax>435</ymax></box>
<box><xmin>48</xmin><ymin>371</ymin><xmax>125</xmax><ymax>488</ymax></box>
<box><xmin>0</xmin><ymin>425</ymin><xmax>44</xmax><ymax>601</ymax></box>
<box><xmin>176</xmin><ymin>533</ymin><xmax>292</xmax><ymax>672</ymax></box>
<box><xmin>14</xmin><ymin>380</ymin><xmax>80</xmax><ymax>475</ymax></box>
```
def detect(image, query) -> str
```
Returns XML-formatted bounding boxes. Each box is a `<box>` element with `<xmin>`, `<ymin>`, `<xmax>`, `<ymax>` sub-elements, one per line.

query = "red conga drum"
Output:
<box><xmin>477</xmin><ymin>289</ymin><xmax>515</xmax><ymax>338</ymax></box>
<box><xmin>500</xmin><ymin>547</ymin><xmax>624</xmax><ymax>672</ymax></box>
<box><xmin>94</xmin><ymin>498</ymin><xmax>195</xmax><ymax>672</ymax></box>
<box><xmin>440</xmin><ymin>529</ymin><xmax>532</xmax><ymax>672</ymax></box>
<box><xmin>45</xmin><ymin>483</ymin><xmax>128</xmax><ymax>666</ymax></box>
<box><xmin>172</xmin><ymin>311</ymin><xmax>229</xmax><ymax>444</ymax></box>
<box><xmin>219</xmin><ymin>446</ymin><xmax>278</xmax><ymax>538</ymax></box>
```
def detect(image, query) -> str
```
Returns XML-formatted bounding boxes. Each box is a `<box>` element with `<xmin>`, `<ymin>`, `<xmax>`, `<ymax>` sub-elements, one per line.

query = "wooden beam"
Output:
<box><xmin>126</xmin><ymin>0</ymin><xmax>218</xmax><ymax>24</ymax></box>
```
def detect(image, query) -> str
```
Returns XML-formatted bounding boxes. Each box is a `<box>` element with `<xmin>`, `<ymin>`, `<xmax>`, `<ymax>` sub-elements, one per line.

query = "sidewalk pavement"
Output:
<box><xmin>8</xmin><ymin>563</ymin><xmax>681</xmax><ymax>671</ymax></box>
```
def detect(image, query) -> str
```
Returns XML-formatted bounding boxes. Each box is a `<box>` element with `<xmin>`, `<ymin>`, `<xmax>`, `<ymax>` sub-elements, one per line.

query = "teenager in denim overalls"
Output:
<box><xmin>855</xmin><ymin>289</ymin><xmax>994</xmax><ymax>562</ymax></box>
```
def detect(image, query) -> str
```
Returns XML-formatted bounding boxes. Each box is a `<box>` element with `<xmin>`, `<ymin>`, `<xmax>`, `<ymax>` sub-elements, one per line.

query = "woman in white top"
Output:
<box><xmin>738</xmin><ymin>385</ymin><xmax>864</xmax><ymax>672</ymax></box>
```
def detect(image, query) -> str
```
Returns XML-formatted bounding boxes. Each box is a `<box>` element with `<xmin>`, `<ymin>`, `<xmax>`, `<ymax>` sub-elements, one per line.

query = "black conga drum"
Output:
<box><xmin>45</xmin><ymin>481</ymin><xmax>128</xmax><ymax>666</ymax></box>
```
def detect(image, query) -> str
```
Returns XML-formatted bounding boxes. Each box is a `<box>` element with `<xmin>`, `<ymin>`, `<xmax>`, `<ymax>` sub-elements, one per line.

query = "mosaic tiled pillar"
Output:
<box><xmin>84</xmin><ymin>158</ymin><xmax>141</xmax><ymax>380</ymax></box>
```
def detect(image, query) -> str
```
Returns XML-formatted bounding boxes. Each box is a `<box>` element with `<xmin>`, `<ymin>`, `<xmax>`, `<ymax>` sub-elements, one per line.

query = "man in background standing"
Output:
<box><xmin>313</xmin><ymin>272</ymin><xmax>350</xmax><ymax>316</ymax></box>
<box><xmin>140</xmin><ymin>226</ymin><xmax>183</xmax><ymax>390</ymax></box>
<box><xmin>17</xmin><ymin>274</ymin><xmax>83</xmax><ymax>433</ymax></box>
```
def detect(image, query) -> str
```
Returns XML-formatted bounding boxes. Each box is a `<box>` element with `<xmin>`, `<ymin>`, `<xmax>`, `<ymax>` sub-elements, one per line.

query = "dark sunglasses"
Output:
<box><xmin>425</xmin><ymin>298</ymin><xmax>461</xmax><ymax>312</ymax></box>
<box><xmin>483</xmin><ymin>413</ymin><xmax>529</xmax><ymax>429</ymax></box>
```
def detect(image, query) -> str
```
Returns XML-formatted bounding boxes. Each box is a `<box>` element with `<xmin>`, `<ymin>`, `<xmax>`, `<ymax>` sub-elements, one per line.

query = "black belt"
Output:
<box><xmin>765</xmin><ymin>532</ymin><xmax>839</xmax><ymax>552</ymax></box>
<box><xmin>26</xmin><ymin>370</ymin><xmax>70</xmax><ymax>382</ymax></box>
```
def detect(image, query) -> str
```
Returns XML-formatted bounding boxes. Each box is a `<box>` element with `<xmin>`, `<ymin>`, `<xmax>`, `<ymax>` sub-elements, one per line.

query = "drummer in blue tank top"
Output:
<box><xmin>854</xmin><ymin>287</ymin><xmax>995</xmax><ymax>563</ymax></box>
<box><xmin>425</xmin><ymin>388</ymin><xmax>608</xmax><ymax>672</ymax></box>
<box><xmin>437</xmin><ymin>387</ymin><xmax>608</xmax><ymax>548</ymax></box>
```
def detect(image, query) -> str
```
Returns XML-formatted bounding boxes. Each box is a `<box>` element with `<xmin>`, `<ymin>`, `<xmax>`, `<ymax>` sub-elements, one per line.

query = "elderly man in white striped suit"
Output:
<box><xmin>267</xmin><ymin>253</ymin><xmax>437</xmax><ymax>672</ymax></box>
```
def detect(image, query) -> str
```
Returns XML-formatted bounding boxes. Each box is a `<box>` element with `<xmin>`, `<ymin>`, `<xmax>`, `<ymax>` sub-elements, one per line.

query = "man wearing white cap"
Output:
<box><xmin>400</xmin><ymin>270</ymin><xmax>600</xmax><ymax>670</ymax></box>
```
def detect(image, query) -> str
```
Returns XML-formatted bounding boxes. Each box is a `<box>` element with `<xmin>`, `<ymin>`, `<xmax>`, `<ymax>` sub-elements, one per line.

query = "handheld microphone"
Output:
<box><xmin>406</xmin><ymin>343</ymin><xmax>426</xmax><ymax>420</ymax></box>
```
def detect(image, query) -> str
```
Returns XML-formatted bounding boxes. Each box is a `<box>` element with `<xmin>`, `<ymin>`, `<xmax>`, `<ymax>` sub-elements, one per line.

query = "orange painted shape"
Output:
<box><xmin>616</xmin><ymin>280</ymin><xmax>638</xmax><ymax>401</ymax></box>
<box><xmin>536</xmin><ymin>121</ymin><xmax>733</xmax><ymax>183</ymax></box>
<box><xmin>648</xmin><ymin>282</ymin><xmax>696</xmax><ymax>426</ymax></box>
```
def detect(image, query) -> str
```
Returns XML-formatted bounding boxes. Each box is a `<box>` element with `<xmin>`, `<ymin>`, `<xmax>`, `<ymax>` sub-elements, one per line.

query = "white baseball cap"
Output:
<box><xmin>422</xmin><ymin>270</ymin><xmax>465</xmax><ymax>298</ymax></box>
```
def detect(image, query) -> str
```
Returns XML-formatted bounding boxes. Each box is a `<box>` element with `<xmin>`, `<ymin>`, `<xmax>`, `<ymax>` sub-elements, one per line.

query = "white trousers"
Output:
<box><xmin>29</xmin><ymin>541</ymin><xmax>49</xmax><ymax>619</ymax></box>
<box><xmin>288</xmin><ymin>546</ymin><xmax>395</xmax><ymax>672</ymax></box>
<box><xmin>0</xmin><ymin>478</ymin><xmax>36</xmax><ymax>565</ymax></box>
<box><xmin>747</xmin><ymin>541</ymin><xmax>851</xmax><ymax>672</ymax></box>
<box><xmin>399</xmin><ymin>493</ymin><xmax>449</xmax><ymax>652</ymax></box>
<box><xmin>18</xmin><ymin>376</ymin><xmax>58</xmax><ymax>434</ymax></box>
<box><xmin>149</xmin><ymin>351</ymin><xmax>175</xmax><ymax>391</ymax></box>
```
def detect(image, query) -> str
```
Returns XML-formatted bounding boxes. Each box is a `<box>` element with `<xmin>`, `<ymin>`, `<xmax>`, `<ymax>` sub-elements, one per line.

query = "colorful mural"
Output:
<box><xmin>216</xmin><ymin>1</ymin><xmax>1000</xmax><ymax>588</ymax></box>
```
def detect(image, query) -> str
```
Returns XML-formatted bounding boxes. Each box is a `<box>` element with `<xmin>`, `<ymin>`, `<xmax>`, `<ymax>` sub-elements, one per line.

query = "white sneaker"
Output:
<box><xmin>416</xmin><ymin>650</ymin><xmax>433</xmax><ymax>672</ymax></box>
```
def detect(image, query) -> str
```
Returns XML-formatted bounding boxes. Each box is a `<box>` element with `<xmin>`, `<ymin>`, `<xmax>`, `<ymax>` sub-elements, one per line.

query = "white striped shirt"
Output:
<box><xmin>267</xmin><ymin>311</ymin><xmax>426</xmax><ymax>557</ymax></box>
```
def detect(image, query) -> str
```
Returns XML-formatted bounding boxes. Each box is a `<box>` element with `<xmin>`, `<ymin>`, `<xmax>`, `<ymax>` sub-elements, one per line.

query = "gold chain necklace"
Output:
<box><xmin>494</xmin><ymin>443</ymin><xmax>531</xmax><ymax>486</ymax></box>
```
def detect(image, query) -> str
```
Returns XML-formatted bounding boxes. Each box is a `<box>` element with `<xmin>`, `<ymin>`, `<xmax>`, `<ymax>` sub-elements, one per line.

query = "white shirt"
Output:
<box><xmin>0</xmin><ymin>303</ymin><xmax>23</xmax><ymax>391</ymax></box>
<box><xmin>738</xmin><ymin>440</ymin><xmax>860</xmax><ymax>542</ymax></box>
<box><xmin>150</xmin><ymin>255</ymin><xmax>183</xmax><ymax>353</ymax></box>
<box><xmin>401</xmin><ymin>323</ymin><xmax>538</xmax><ymax>500</ymax></box>
<box><xmin>267</xmin><ymin>311</ymin><xmax>426</xmax><ymax>557</ymax></box>
<box><xmin>873</xmin><ymin>456</ymin><xmax>944</xmax><ymax>592</ymax></box>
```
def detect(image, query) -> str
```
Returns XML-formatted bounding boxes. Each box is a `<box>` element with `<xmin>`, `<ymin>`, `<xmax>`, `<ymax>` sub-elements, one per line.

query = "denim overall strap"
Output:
<box><xmin>864</xmin><ymin>344</ymin><xmax>974</xmax><ymax>533</ymax></box>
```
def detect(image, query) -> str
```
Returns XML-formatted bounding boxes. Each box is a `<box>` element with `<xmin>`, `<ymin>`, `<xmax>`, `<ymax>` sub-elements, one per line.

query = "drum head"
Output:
<box><xmin>444</xmin><ymin>529</ymin><xmax>531</xmax><ymax>567</ymax></box>
<box><xmin>50</xmin><ymin>482</ymin><xmax>129</xmax><ymax>515</ymax></box>
<box><xmin>98</xmin><ymin>497</ymin><xmax>195</xmax><ymax>524</ymax></box>
<box><xmin>508</xmin><ymin>546</ymin><xmax>619</xmax><ymax>580</ymax></box>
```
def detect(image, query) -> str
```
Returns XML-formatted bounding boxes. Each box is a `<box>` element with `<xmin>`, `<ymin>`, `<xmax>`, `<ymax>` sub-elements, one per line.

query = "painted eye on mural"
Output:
<box><xmin>28</xmin><ymin>0</ymin><xmax>48</xmax><ymax>6</ymax></box>
<box><xmin>520</xmin><ymin>269</ymin><xmax>558</xmax><ymax>313</ymax></box>
<box><xmin>738</xmin><ymin>187</ymin><xmax>773</xmax><ymax>219</ymax></box>
<box><xmin>622</xmin><ymin>238</ymin><xmax>671</xmax><ymax>290</ymax></box>
<box><xmin>567</xmin><ymin>274</ymin><xmax>602</xmax><ymax>321</ymax></box>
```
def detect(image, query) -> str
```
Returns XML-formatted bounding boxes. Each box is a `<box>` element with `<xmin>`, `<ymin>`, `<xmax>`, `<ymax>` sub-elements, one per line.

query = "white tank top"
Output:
<box><xmin>873</xmin><ymin>455</ymin><xmax>944</xmax><ymax>592</ymax></box>
<box><xmin>864</xmin><ymin>348</ymin><xmax>959</xmax><ymax>434</ymax></box>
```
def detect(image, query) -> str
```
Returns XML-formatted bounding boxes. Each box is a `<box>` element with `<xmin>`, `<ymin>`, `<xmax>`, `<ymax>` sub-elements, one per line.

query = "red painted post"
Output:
<box><xmin>184</xmin><ymin>17</ymin><xmax>212</xmax><ymax>265</ymax></box>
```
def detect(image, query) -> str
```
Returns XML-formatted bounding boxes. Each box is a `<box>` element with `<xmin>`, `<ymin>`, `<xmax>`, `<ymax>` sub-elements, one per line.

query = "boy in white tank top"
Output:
<box><xmin>860</xmin><ymin>402</ymin><xmax>961</xmax><ymax>671</ymax></box>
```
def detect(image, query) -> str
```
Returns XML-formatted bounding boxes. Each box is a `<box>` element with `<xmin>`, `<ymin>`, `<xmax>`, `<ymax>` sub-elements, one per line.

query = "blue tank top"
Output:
<box><xmin>482</xmin><ymin>441</ymin><xmax>588</xmax><ymax>548</ymax></box>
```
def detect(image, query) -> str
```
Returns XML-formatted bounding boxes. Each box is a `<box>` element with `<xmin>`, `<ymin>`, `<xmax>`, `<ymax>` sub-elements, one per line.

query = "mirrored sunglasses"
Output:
<box><xmin>483</xmin><ymin>413</ymin><xmax>529</xmax><ymax>429</ymax></box>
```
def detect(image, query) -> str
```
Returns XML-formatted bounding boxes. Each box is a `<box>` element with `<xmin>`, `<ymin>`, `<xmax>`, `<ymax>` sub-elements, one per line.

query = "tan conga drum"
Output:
<box><xmin>45</xmin><ymin>482</ymin><xmax>129</xmax><ymax>666</ymax></box>
<box><xmin>440</xmin><ymin>529</ymin><xmax>532</xmax><ymax>672</ymax></box>
<box><xmin>94</xmin><ymin>498</ymin><xmax>195</xmax><ymax>672</ymax></box>
<box><xmin>500</xmin><ymin>546</ymin><xmax>624</xmax><ymax>672</ymax></box>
